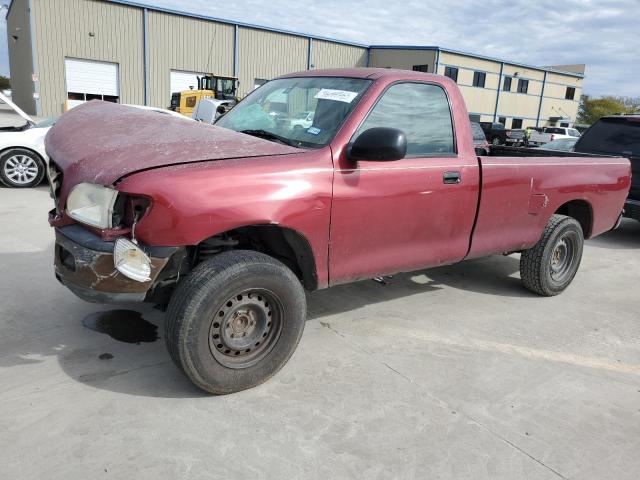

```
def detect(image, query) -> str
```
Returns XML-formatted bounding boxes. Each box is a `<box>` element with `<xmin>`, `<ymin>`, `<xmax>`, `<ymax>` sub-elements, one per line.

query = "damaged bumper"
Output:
<box><xmin>54</xmin><ymin>225</ymin><xmax>182</xmax><ymax>303</ymax></box>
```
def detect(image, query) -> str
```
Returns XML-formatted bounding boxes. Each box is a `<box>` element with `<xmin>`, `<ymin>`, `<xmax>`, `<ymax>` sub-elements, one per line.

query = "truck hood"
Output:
<box><xmin>45</xmin><ymin>101</ymin><xmax>299</xmax><ymax>188</ymax></box>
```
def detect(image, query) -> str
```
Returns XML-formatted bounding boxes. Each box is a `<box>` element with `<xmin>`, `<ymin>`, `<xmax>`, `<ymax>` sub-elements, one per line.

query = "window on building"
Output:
<box><xmin>356</xmin><ymin>82</ymin><xmax>455</xmax><ymax>156</ymax></box>
<box><xmin>511</xmin><ymin>118</ymin><xmax>523</xmax><ymax>129</ymax></box>
<box><xmin>517</xmin><ymin>79</ymin><xmax>529</xmax><ymax>94</ymax></box>
<box><xmin>472</xmin><ymin>71</ymin><xmax>486</xmax><ymax>88</ymax></box>
<box><xmin>503</xmin><ymin>76</ymin><xmax>512</xmax><ymax>91</ymax></box>
<box><xmin>469</xmin><ymin>114</ymin><xmax>481</xmax><ymax>122</ymax></box>
<box><xmin>412</xmin><ymin>65</ymin><xmax>429</xmax><ymax>72</ymax></box>
<box><xmin>498</xmin><ymin>116</ymin><xmax>506</xmax><ymax>126</ymax></box>
<box><xmin>444</xmin><ymin>66</ymin><xmax>458</xmax><ymax>83</ymax></box>
<box><xmin>565</xmin><ymin>87</ymin><xmax>576</xmax><ymax>100</ymax></box>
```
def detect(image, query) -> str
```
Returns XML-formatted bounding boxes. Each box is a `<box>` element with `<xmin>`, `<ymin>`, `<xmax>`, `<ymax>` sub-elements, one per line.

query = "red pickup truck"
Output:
<box><xmin>46</xmin><ymin>68</ymin><xmax>630</xmax><ymax>394</ymax></box>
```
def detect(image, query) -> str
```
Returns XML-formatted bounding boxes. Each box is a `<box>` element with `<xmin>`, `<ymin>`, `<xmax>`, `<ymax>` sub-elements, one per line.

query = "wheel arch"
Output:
<box><xmin>555</xmin><ymin>199</ymin><xmax>593</xmax><ymax>238</ymax></box>
<box><xmin>194</xmin><ymin>224</ymin><xmax>318</xmax><ymax>291</ymax></box>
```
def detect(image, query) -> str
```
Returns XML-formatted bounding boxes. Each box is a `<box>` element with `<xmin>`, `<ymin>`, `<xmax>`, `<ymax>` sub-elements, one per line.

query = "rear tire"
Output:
<box><xmin>520</xmin><ymin>214</ymin><xmax>584</xmax><ymax>296</ymax></box>
<box><xmin>165</xmin><ymin>250</ymin><xmax>307</xmax><ymax>394</ymax></box>
<box><xmin>0</xmin><ymin>148</ymin><xmax>45</xmax><ymax>188</ymax></box>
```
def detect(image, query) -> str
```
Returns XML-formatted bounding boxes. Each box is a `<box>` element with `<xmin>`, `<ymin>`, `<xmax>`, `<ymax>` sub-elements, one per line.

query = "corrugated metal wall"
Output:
<box><xmin>237</xmin><ymin>28</ymin><xmax>308</xmax><ymax>98</ymax></box>
<box><xmin>147</xmin><ymin>11</ymin><xmax>235</xmax><ymax>108</ymax></box>
<box><xmin>31</xmin><ymin>0</ymin><xmax>144</xmax><ymax>116</ymax></box>
<box><xmin>312</xmin><ymin>41</ymin><xmax>367</xmax><ymax>69</ymax></box>
<box><xmin>6</xmin><ymin>0</ymin><xmax>35</xmax><ymax>114</ymax></box>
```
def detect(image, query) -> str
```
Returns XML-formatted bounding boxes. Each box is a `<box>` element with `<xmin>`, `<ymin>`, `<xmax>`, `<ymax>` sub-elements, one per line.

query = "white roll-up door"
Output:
<box><xmin>170</xmin><ymin>70</ymin><xmax>204</xmax><ymax>94</ymax></box>
<box><xmin>65</xmin><ymin>58</ymin><xmax>119</xmax><ymax>96</ymax></box>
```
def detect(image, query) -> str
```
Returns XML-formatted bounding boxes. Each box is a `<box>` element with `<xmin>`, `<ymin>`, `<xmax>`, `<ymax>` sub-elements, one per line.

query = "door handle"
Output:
<box><xmin>443</xmin><ymin>171</ymin><xmax>461</xmax><ymax>184</ymax></box>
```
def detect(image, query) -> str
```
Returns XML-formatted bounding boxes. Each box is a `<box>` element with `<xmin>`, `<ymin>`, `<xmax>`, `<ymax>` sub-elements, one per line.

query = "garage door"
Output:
<box><xmin>170</xmin><ymin>70</ymin><xmax>204</xmax><ymax>94</ymax></box>
<box><xmin>64</xmin><ymin>58</ymin><xmax>119</xmax><ymax>109</ymax></box>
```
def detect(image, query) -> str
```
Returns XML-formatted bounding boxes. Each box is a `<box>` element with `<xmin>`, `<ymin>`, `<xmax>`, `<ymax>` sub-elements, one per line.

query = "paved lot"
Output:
<box><xmin>1</xmin><ymin>185</ymin><xmax>639</xmax><ymax>479</ymax></box>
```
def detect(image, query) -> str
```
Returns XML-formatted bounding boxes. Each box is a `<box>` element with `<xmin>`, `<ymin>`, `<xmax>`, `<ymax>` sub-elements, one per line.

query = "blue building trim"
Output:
<box><xmin>536</xmin><ymin>71</ymin><xmax>547</xmax><ymax>127</ymax></box>
<box><xmin>233</xmin><ymin>25</ymin><xmax>239</xmax><ymax>77</ymax></box>
<box><xmin>493</xmin><ymin>62</ymin><xmax>504</xmax><ymax>122</ymax></box>
<box><xmin>142</xmin><ymin>8</ymin><xmax>150</xmax><ymax>105</ymax></box>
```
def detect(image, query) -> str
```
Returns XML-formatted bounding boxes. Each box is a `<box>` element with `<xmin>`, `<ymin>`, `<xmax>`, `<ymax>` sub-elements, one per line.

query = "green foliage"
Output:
<box><xmin>578</xmin><ymin>95</ymin><xmax>640</xmax><ymax>125</ymax></box>
<box><xmin>0</xmin><ymin>76</ymin><xmax>10</xmax><ymax>90</ymax></box>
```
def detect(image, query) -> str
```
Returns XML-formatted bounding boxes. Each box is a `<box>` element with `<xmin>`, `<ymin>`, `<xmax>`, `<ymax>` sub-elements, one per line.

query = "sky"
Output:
<box><xmin>1</xmin><ymin>0</ymin><xmax>638</xmax><ymax>97</ymax></box>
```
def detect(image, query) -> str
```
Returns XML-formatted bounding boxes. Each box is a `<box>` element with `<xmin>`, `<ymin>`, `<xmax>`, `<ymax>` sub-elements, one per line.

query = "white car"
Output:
<box><xmin>289</xmin><ymin>111</ymin><xmax>314</xmax><ymax>131</ymax></box>
<box><xmin>529</xmin><ymin>126</ymin><xmax>580</xmax><ymax>146</ymax></box>
<box><xmin>0</xmin><ymin>96</ymin><xmax>191</xmax><ymax>188</ymax></box>
<box><xmin>0</xmin><ymin>92</ymin><xmax>51</xmax><ymax>188</ymax></box>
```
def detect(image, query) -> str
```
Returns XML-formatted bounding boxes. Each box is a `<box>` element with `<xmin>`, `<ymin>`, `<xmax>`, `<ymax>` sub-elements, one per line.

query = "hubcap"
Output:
<box><xmin>209</xmin><ymin>289</ymin><xmax>282</xmax><ymax>369</ymax></box>
<box><xmin>550</xmin><ymin>235</ymin><xmax>574</xmax><ymax>281</ymax></box>
<box><xmin>3</xmin><ymin>154</ymin><xmax>39</xmax><ymax>185</ymax></box>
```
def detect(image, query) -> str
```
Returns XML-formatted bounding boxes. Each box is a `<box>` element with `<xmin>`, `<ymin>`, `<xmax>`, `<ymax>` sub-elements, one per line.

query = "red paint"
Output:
<box><xmin>45</xmin><ymin>68</ymin><xmax>631</xmax><ymax>290</ymax></box>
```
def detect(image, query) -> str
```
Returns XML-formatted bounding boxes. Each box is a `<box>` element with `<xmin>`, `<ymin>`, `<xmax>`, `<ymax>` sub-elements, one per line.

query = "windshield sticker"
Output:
<box><xmin>314</xmin><ymin>89</ymin><xmax>359</xmax><ymax>103</ymax></box>
<box><xmin>307</xmin><ymin>127</ymin><xmax>322</xmax><ymax>135</ymax></box>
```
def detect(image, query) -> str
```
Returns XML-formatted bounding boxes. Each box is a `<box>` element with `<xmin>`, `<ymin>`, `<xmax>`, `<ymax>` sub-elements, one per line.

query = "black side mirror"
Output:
<box><xmin>348</xmin><ymin>127</ymin><xmax>407</xmax><ymax>162</ymax></box>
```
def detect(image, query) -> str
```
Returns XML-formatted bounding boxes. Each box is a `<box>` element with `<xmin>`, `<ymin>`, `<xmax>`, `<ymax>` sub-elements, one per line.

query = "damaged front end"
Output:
<box><xmin>49</xmin><ymin>176</ymin><xmax>187</xmax><ymax>304</ymax></box>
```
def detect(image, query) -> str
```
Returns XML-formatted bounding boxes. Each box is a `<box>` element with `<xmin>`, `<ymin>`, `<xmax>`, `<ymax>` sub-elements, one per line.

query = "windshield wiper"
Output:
<box><xmin>239</xmin><ymin>129</ymin><xmax>296</xmax><ymax>147</ymax></box>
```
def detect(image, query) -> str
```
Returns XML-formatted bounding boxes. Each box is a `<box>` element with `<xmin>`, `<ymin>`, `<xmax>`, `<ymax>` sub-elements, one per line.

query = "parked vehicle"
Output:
<box><xmin>470</xmin><ymin>121</ymin><xmax>490</xmax><ymax>155</ymax></box>
<box><xmin>289</xmin><ymin>111</ymin><xmax>315</xmax><ymax>131</ymax></box>
<box><xmin>45</xmin><ymin>68</ymin><xmax>630</xmax><ymax>394</ymax></box>
<box><xmin>573</xmin><ymin>115</ymin><xmax>640</xmax><ymax>221</ymax></box>
<box><xmin>529</xmin><ymin>126</ymin><xmax>580</xmax><ymax>146</ymax></box>
<box><xmin>0</xmin><ymin>91</ymin><xmax>51</xmax><ymax>188</ymax></box>
<box><xmin>0</xmin><ymin>99</ymin><xmax>190</xmax><ymax>188</ymax></box>
<box><xmin>537</xmin><ymin>137</ymin><xmax>578</xmax><ymax>151</ymax></box>
<box><xmin>169</xmin><ymin>74</ymin><xmax>238</xmax><ymax>117</ymax></box>
<box><xmin>479</xmin><ymin>121</ymin><xmax>525</xmax><ymax>146</ymax></box>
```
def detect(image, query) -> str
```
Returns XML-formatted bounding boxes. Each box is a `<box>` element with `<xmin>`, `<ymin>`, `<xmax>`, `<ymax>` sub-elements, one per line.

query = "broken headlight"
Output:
<box><xmin>114</xmin><ymin>237</ymin><xmax>152</xmax><ymax>282</ymax></box>
<box><xmin>66</xmin><ymin>183</ymin><xmax>119</xmax><ymax>229</ymax></box>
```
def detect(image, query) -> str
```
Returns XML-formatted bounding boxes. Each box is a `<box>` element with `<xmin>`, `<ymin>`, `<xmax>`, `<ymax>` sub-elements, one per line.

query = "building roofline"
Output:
<box><xmin>369</xmin><ymin>45</ymin><xmax>585</xmax><ymax>78</ymax></box>
<box><xmin>6</xmin><ymin>0</ymin><xmax>584</xmax><ymax>79</ymax></box>
<box><xmin>104</xmin><ymin>0</ymin><xmax>370</xmax><ymax>48</ymax></box>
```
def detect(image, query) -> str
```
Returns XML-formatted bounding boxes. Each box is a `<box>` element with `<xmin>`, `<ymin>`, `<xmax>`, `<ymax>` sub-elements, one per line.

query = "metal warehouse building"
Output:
<box><xmin>7</xmin><ymin>0</ymin><xmax>584</xmax><ymax>129</ymax></box>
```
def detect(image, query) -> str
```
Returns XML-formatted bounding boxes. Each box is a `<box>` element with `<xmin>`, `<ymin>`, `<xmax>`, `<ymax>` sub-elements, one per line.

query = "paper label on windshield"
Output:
<box><xmin>314</xmin><ymin>89</ymin><xmax>358</xmax><ymax>103</ymax></box>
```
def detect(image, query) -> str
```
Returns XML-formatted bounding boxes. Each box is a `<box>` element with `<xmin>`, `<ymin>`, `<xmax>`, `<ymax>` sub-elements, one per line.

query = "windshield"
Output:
<box><xmin>216</xmin><ymin>76</ymin><xmax>372</xmax><ymax>148</ymax></box>
<box><xmin>575</xmin><ymin>117</ymin><xmax>640</xmax><ymax>156</ymax></box>
<box><xmin>540</xmin><ymin>138</ymin><xmax>577</xmax><ymax>151</ymax></box>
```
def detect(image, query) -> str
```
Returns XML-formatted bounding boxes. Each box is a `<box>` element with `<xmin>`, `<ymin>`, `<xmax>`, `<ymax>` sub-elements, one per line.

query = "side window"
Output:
<box><xmin>356</xmin><ymin>82</ymin><xmax>455</xmax><ymax>157</ymax></box>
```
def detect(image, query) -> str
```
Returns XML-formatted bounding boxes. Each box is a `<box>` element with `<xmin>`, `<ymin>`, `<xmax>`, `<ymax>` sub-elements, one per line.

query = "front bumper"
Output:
<box><xmin>623</xmin><ymin>198</ymin><xmax>640</xmax><ymax>221</ymax></box>
<box><xmin>54</xmin><ymin>225</ymin><xmax>180</xmax><ymax>303</ymax></box>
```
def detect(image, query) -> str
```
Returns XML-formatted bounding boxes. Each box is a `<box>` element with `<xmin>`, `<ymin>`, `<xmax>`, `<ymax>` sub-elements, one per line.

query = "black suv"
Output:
<box><xmin>479</xmin><ymin>122</ymin><xmax>525</xmax><ymax>146</ymax></box>
<box><xmin>574</xmin><ymin>115</ymin><xmax>640</xmax><ymax>221</ymax></box>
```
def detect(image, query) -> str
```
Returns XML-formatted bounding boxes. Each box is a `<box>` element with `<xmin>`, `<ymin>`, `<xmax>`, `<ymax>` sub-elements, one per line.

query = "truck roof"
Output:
<box><xmin>278</xmin><ymin>67</ymin><xmax>443</xmax><ymax>82</ymax></box>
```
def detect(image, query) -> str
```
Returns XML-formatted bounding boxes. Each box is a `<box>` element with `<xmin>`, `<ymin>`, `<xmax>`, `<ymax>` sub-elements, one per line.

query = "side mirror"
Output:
<box><xmin>348</xmin><ymin>127</ymin><xmax>407</xmax><ymax>162</ymax></box>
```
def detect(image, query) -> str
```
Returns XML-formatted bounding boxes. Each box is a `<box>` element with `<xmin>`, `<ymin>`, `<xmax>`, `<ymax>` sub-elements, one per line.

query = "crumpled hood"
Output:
<box><xmin>45</xmin><ymin>101</ymin><xmax>299</xmax><ymax>188</ymax></box>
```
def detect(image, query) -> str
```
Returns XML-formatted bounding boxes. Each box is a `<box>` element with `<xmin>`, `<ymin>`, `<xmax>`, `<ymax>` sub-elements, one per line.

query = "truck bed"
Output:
<box><xmin>486</xmin><ymin>145</ymin><xmax>617</xmax><ymax>158</ymax></box>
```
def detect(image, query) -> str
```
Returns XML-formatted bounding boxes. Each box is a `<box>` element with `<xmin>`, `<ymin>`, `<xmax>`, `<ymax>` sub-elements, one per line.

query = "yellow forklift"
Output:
<box><xmin>169</xmin><ymin>75</ymin><xmax>238</xmax><ymax>117</ymax></box>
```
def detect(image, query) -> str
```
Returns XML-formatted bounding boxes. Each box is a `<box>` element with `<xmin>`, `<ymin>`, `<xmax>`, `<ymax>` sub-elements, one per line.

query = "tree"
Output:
<box><xmin>577</xmin><ymin>95</ymin><xmax>639</xmax><ymax>125</ymax></box>
<box><xmin>0</xmin><ymin>76</ymin><xmax>10</xmax><ymax>90</ymax></box>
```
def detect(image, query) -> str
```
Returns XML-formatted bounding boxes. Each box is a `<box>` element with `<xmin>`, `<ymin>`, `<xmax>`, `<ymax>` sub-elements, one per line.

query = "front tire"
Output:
<box><xmin>165</xmin><ymin>250</ymin><xmax>307</xmax><ymax>394</ymax></box>
<box><xmin>520</xmin><ymin>214</ymin><xmax>584</xmax><ymax>296</ymax></box>
<box><xmin>0</xmin><ymin>148</ymin><xmax>45</xmax><ymax>188</ymax></box>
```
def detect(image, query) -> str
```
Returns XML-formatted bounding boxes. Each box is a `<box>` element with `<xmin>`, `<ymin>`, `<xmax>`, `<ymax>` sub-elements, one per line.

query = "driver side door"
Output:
<box><xmin>329</xmin><ymin>81</ymin><xmax>480</xmax><ymax>285</ymax></box>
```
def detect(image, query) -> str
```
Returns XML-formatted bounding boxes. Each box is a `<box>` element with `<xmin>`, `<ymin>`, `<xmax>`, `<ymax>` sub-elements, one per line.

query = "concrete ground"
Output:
<box><xmin>1</xmin><ymin>185</ymin><xmax>639</xmax><ymax>480</ymax></box>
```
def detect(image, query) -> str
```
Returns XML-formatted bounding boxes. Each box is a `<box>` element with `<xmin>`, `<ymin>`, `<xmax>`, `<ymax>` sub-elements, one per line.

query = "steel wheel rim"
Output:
<box><xmin>208</xmin><ymin>288</ymin><xmax>283</xmax><ymax>369</ymax></box>
<box><xmin>3</xmin><ymin>154</ymin><xmax>39</xmax><ymax>185</ymax></box>
<box><xmin>550</xmin><ymin>233</ymin><xmax>576</xmax><ymax>282</ymax></box>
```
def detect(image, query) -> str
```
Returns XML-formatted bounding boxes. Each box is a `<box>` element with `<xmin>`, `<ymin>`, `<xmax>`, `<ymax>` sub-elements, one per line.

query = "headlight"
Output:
<box><xmin>66</xmin><ymin>183</ymin><xmax>119</xmax><ymax>229</ymax></box>
<box><xmin>114</xmin><ymin>238</ymin><xmax>151</xmax><ymax>282</ymax></box>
